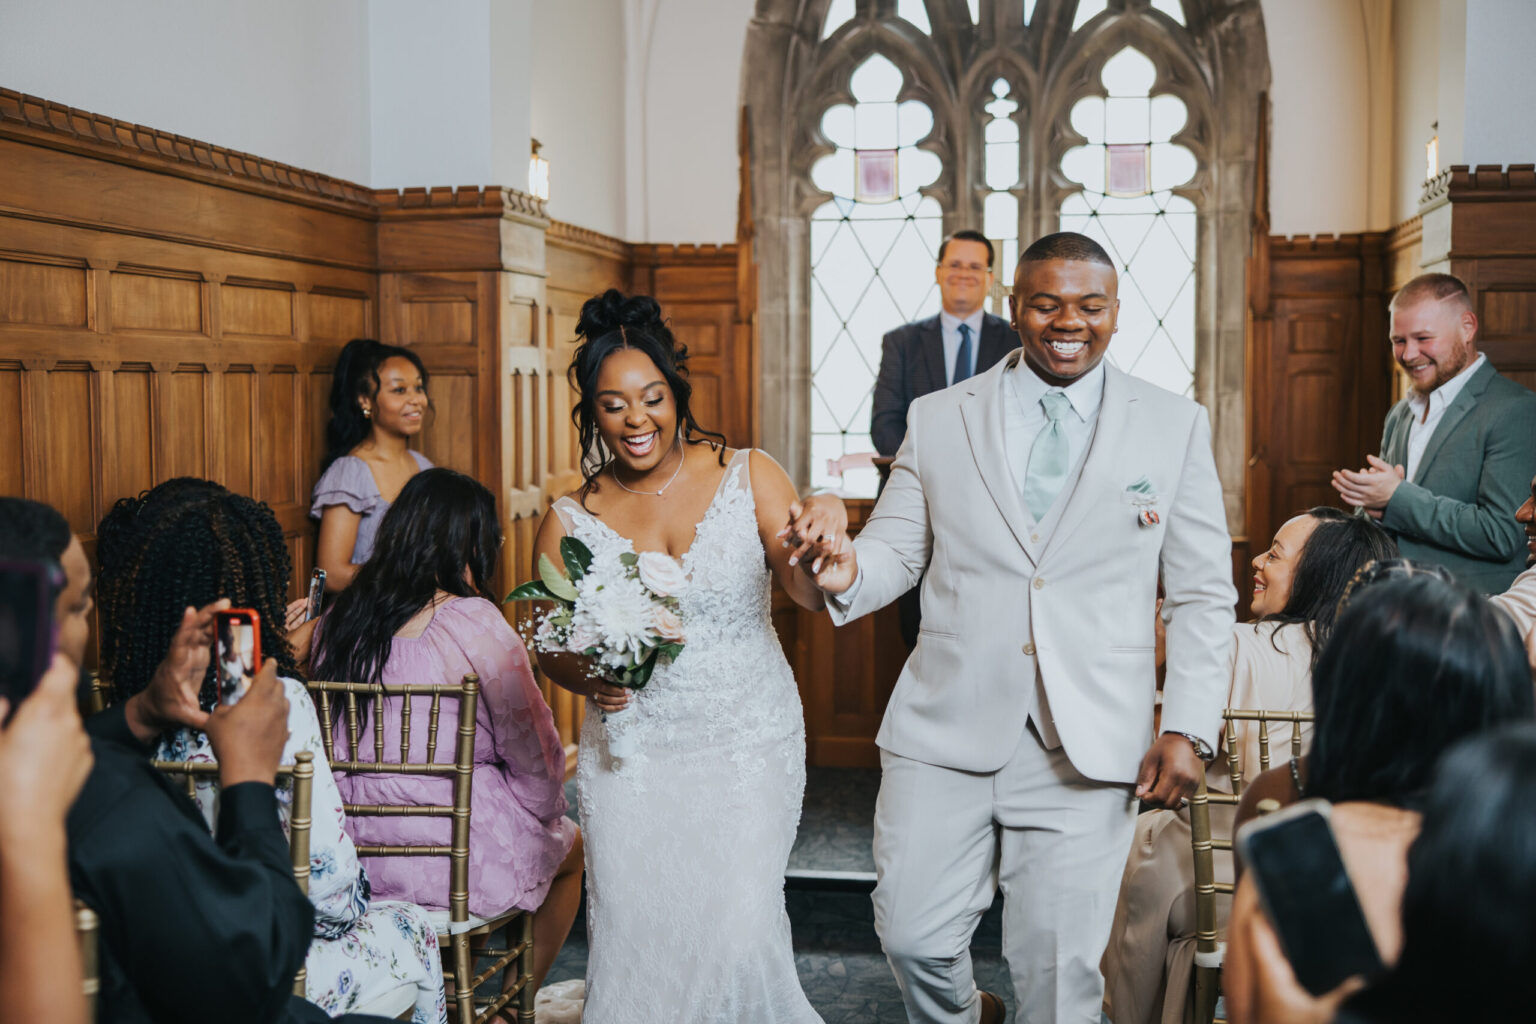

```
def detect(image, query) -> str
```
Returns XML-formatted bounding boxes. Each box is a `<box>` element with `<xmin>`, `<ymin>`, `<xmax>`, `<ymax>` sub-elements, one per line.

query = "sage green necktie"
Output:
<box><xmin>1023</xmin><ymin>391</ymin><xmax>1072</xmax><ymax>521</ymax></box>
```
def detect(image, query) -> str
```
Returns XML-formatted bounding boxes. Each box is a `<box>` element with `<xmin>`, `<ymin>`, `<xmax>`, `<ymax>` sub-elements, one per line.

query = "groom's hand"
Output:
<box><xmin>779</xmin><ymin>494</ymin><xmax>848</xmax><ymax>568</ymax></box>
<box><xmin>1134</xmin><ymin>733</ymin><xmax>1204</xmax><ymax>809</ymax></box>
<box><xmin>806</xmin><ymin>534</ymin><xmax>857</xmax><ymax>595</ymax></box>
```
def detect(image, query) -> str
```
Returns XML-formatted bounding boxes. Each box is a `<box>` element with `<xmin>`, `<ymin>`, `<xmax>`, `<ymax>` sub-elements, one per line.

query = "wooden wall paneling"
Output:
<box><xmin>1248</xmin><ymin>234</ymin><xmax>1391</xmax><ymax>561</ymax></box>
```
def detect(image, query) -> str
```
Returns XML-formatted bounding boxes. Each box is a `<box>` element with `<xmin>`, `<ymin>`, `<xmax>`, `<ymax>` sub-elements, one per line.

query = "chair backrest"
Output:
<box><xmin>306</xmin><ymin>675</ymin><xmax>481</xmax><ymax>931</ymax></box>
<box><xmin>83</xmin><ymin>672</ymin><xmax>113</xmax><ymax>716</ymax></box>
<box><xmin>152</xmin><ymin>751</ymin><xmax>315</xmax><ymax>995</ymax></box>
<box><xmin>1189</xmin><ymin>708</ymin><xmax>1315</xmax><ymax>964</ymax></box>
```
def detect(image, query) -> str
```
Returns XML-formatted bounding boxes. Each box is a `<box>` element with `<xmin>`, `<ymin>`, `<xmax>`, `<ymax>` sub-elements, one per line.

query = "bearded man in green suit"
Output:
<box><xmin>1333</xmin><ymin>272</ymin><xmax>1536</xmax><ymax>593</ymax></box>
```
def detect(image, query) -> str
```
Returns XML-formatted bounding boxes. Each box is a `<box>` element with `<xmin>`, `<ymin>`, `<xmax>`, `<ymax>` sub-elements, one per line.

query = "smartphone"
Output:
<box><xmin>1236</xmin><ymin>799</ymin><xmax>1385</xmax><ymax>995</ymax></box>
<box><xmin>213</xmin><ymin>608</ymin><xmax>262</xmax><ymax>706</ymax></box>
<box><xmin>305</xmin><ymin>568</ymin><xmax>327</xmax><ymax>623</ymax></box>
<box><xmin>0</xmin><ymin>560</ymin><xmax>62</xmax><ymax>714</ymax></box>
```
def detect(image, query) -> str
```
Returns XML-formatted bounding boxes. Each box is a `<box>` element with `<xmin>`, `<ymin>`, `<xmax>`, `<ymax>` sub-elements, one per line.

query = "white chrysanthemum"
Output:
<box><xmin>573</xmin><ymin>562</ymin><xmax>657</xmax><ymax>657</ymax></box>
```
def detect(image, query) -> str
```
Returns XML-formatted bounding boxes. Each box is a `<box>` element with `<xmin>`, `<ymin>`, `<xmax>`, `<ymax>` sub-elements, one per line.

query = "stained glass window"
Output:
<box><xmin>983</xmin><ymin>78</ymin><xmax>1021</xmax><ymax>303</ymax></box>
<box><xmin>810</xmin><ymin>54</ymin><xmax>943</xmax><ymax>496</ymax></box>
<box><xmin>1059</xmin><ymin>46</ymin><xmax>1197</xmax><ymax>397</ymax></box>
<box><xmin>1072</xmin><ymin>0</ymin><xmax>1108</xmax><ymax>31</ymax></box>
<box><xmin>822</xmin><ymin>0</ymin><xmax>855</xmax><ymax>39</ymax></box>
<box><xmin>1151</xmin><ymin>0</ymin><xmax>1186</xmax><ymax>25</ymax></box>
<box><xmin>897</xmin><ymin>0</ymin><xmax>931</xmax><ymax>34</ymax></box>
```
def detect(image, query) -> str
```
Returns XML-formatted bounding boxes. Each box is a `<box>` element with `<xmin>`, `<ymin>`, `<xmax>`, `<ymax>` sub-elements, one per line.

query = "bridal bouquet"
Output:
<box><xmin>508</xmin><ymin>536</ymin><xmax>686</xmax><ymax>757</ymax></box>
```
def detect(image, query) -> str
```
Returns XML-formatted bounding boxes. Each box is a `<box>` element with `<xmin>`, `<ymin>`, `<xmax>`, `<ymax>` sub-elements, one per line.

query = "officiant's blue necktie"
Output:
<box><xmin>952</xmin><ymin>322</ymin><xmax>973</xmax><ymax>385</ymax></box>
<box><xmin>1023</xmin><ymin>391</ymin><xmax>1072</xmax><ymax>520</ymax></box>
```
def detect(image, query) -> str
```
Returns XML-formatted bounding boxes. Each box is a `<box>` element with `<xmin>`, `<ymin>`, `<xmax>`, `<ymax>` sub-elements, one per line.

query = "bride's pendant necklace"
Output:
<box><xmin>612</xmin><ymin>435</ymin><xmax>685</xmax><ymax>496</ymax></box>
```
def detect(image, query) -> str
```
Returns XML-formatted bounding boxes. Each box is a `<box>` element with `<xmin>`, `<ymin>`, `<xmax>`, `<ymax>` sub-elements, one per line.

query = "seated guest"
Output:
<box><xmin>2</xmin><ymin>495</ymin><xmax>395</xmax><ymax>1024</ymax></box>
<box><xmin>1101</xmin><ymin>508</ymin><xmax>1394</xmax><ymax>1024</ymax></box>
<box><xmin>309</xmin><ymin>468</ymin><xmax>582</xmax><ymax>1002</ymax></box>
<box><xmin>1227</xmin><ymin>725</ymin><xmax>1536</xmax><ymax>1024</ymax></box>
<box><xmin>310</xmin><ymin>338</ymin><xmax>433</xmax><ymax>597</ymax></box>
<box><xmin>1222</xmin><ymin>572</ymin><xmax>1533</xmax><ymax>1024</ymax></box>
<box><xmin>0</xmin><ymin>655</ymin><xmax>92</xmax><ymax>1024</ymax></box>
<box><xmin>95</xmin><ymin>479</ymin><xmax>447</xmax><ymax>1024</ymax></box>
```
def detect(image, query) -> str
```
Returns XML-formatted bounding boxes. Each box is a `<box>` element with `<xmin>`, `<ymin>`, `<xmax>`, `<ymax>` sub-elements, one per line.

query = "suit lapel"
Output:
<box><xmin>977</xmin><ymin>314</ymin><xmax>1016</xmax><ymax>373</ymax></box>
<box><xmin>959</xmin><ymin>353</ymin><xmax>1037</xmax><ymax>563</ymax></box>
<box><xmin>1042</xmin><ymin>366</ymin><xmax>1134</xmax><ymax>560</ymax></box>
<box><xmin>918</xmin><ymin>315</ymin><xmax>946</xmax><ymax>394</ymax></box>
<box><xmin>1413</xmin><ymin>360</ymin><xmax>1494</xmax><ymax>484</ymax></box>
<box><xmin>1382</xmin><ymin>404</ymin><xmax>1411</xmax><ymax>466</ymax></box>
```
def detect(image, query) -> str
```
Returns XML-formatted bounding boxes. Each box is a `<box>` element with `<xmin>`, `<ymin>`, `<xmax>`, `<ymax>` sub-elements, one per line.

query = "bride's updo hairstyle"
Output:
<box><xmin>569</xmin><ymin>289</ymin><xmax>725</xmax><ymax>500</ymax></box>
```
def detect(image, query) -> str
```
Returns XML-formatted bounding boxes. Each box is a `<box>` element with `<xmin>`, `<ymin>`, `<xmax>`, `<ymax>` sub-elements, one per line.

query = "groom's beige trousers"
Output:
<box><xmin>873</xmin><ymin>720</ymin><xmax>1137</xmax><ymax>1024</ymax></box>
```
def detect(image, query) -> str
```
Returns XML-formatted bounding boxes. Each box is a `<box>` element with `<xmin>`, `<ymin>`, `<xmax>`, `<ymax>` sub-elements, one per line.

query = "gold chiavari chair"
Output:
<box><xmin>75</xmin><ymin>900</ymin><xmax>98</xmax><ymax>1022</ymax></box>
<box><xmin>83</xmin><ymin>671</ymin><xmax>113</xmax><ymax>716</ymax></box>
<box><xmin>308</xmin><ymin>675</ymin><xmax>534</xmax><ymax>1024</ymax></box>
<box><xmin>1189</xmin><ymin>708</ymin><xmax>1314</xmax><ymax>1024</ymax></box>
<box><xmin>151</xmin><ymin>751</ymin><xmax>316</xmax><ymax>997</ymax></box>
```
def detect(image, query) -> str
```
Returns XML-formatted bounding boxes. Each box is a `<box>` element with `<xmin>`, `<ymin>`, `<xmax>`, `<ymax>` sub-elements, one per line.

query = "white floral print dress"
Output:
<box><xmin>159</xmin><ymin>676</ymin><xmax>448</xmax><ymax>1023</ymax></box>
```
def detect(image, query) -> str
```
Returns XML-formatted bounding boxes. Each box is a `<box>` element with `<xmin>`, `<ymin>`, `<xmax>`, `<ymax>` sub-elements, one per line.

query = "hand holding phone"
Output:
<box><xmin>214</xmin><ymin>609</ymin><xmax>262</xmax><ymax>707</ymax></box>
<box><xmin>1237</xmin><ymin>799</ymin><xmax>1385</xmax><ymax>996</ymax></box>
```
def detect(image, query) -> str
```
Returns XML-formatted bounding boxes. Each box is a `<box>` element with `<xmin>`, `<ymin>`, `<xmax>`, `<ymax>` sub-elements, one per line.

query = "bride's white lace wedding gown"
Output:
<box><xmin>553</xmin><ymin>448</ymin><xmax>823</xmax><ymax>1023</ymax></box>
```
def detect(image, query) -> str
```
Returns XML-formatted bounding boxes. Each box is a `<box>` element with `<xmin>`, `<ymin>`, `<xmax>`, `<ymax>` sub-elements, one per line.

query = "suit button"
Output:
<box><xmin>1031</xmin><ymin>533</ymin><xmax>1041</xmax><ymax>543</ymax></box>
<box><xmin>1022</xmin><ymin>642</ymin><xmax>1036</xmax><ymax>656</ymax></box>
<box><xmin>1033</xmin><ymin>577</ymin><xmax>1045</xmax><ymax>590</ymax></box>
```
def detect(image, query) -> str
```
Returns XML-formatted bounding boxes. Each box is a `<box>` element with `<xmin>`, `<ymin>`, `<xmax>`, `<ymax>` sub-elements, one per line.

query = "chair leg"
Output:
<box><xmin>519</xmin><ymin>912</ymin><xmax>536</xmax><ymax>1024</ymax></box>
<box><xmin>453</xmin><ymin>931</ymin><xmax>475</xmax><ymax>1024</ymax></box>
<box><xmin>1193</xmin><ymin>964</ymin><xmax>1221</xmax><ymax>1024</ymax></box>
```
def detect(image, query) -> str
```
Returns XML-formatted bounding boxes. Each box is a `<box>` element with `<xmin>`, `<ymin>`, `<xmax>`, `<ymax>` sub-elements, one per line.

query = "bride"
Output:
<box><xmin>529</xmin><ymin>289</ymin><xmax>844</xmax><ymax>1022</ymax></box>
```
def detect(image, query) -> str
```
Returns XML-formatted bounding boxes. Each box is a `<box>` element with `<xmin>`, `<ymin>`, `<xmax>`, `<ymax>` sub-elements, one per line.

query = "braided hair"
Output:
<box><xmin>96</xmin><ymin>477</ymin><xmax>298</xmax><ymax>707</ymax></box>
<box><xmin>568</xmin><ymin>289</ymin><xmax>726</xmax><ymax>506</ymax></box>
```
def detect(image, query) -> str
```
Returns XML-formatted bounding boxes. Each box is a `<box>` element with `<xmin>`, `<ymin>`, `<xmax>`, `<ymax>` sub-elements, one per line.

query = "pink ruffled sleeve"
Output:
<box><xmin>453</xmin><ymin>598</ymin><xmax>569</xmax><ymax>823</ymax></box>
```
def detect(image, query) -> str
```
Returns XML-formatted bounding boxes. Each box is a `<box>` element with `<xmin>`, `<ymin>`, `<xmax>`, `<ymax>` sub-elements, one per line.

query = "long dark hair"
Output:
<box><xmin>1340</xmin><ymin>725</ymin><xmax>1536</xmax><ymax>1022</ymax></box>
<box><xmin>322</xmin><ymin>338</ymin><xmax>431</xmax><ymax>472</ymax></box>
<box><xmin>1255</xmin><ymin>507</ymin><xmax>1396</xmax><ymax>665</ymax></box>
<box><xmin>96</xmin><ymin>478</ymin><xmax>298</xmax><ymax>707</ymax></box>
<box><xmin>568</xmin><ymin>289</ymin><xmax>725</xmax><ymax>506</ymax></box>
<box><xmin>1305</xmin><ymin>573</ymin><xmax>1533</xmax><ymax>809</ymax></box>
<box><xmin>311</xmin><ymin>468</ymin><xmax>500</xmax><ymax>688</ymax></box>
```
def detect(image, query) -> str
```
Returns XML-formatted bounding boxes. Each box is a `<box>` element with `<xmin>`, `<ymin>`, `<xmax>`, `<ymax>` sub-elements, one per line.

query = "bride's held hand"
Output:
<box><xmin>778</xmin><ymin>493</ymin><xmax>848</xmax><ymax>567</ymax></box>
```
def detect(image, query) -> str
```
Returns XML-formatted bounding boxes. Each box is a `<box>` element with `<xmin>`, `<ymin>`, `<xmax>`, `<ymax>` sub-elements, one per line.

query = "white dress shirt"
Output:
<box><xmin>1005</xmin><ymin>357</ymin><xmax>1106</xmax><ymax>519</ymax></box>
<box><xmin>939</xmin><ymin>309</ymin><xmax>986</xmax><ymax>385</ymax></box>
<box><xmin>1405</xmin><ymin>353</ymin><xmax>1485</xmax><ymax>480</ymax></box>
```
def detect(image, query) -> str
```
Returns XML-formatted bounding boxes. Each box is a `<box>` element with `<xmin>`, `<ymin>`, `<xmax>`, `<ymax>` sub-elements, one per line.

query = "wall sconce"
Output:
<box><xmin>1425</xmin><ymin>122</ymin><xmax>1439</xmax><ymax>182</ymax></box>
<box><xmin>529</xmin><ymin>138</ymin><xmax>550</xmax><ymax>201</ymax></box>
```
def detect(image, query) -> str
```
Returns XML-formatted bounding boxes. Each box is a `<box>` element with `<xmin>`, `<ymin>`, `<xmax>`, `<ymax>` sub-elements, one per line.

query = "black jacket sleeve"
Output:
<box><xmin>871</xmin><ymin>327</ymin><xmax>911</xmax><ymax>457</ymax></box>
<box><xmin>68</xmin><ymin>739</ymin><xmax>314</xmax><ymax>1024</ymax></box>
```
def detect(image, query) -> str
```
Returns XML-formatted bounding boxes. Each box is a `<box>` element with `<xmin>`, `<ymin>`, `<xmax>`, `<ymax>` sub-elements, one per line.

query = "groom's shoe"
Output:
<box><xmin>978</xmin><ymin>990</ymin><xmax>1005</xmax><ymax>1024</ymax></box>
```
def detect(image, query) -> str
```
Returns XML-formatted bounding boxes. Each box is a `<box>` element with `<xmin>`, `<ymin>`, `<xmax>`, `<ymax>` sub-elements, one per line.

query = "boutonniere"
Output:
<box><xmin>1125</xmin><ymin>477</ymin><xmax>1160</xmax><ymax>527</ymax></box>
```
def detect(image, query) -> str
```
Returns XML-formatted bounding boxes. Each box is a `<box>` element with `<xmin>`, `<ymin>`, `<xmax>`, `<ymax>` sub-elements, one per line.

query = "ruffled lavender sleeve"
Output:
<box><xmin>310</xmin><ymin>456</ymin><xmax>377</xmax><ymax>520</ymax></box>
<box><xmin>451</xmin><ymin>599</ymin><xmax>569</xmax><ymax>823</ymax></box>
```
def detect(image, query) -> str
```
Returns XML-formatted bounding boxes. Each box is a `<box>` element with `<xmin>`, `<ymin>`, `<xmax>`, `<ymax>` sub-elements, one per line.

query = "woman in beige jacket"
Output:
<box><xmin>1100</xmin><ymin>507</ymin><xmax>1395</xmax><ymax>1024</ymax></box>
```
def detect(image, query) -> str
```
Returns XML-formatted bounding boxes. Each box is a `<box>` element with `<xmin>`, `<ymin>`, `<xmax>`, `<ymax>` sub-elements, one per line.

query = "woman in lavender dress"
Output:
<box><xmin>310</xmin><ymin>468</ymin><xmax>583</xmax><ymax>1021</ymax></box>
<box><xmin>309</xmin><ymin>339</ymin><xmax>434</xmax><ymax>599</ymax></box>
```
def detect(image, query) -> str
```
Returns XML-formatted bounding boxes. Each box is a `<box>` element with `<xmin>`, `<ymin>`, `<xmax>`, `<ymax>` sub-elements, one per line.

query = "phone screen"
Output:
<box><xmin>214</xmin><ymin>610</ymin><xmax>261</xmax><ymax>706</ymax></box>
<box><xmin>1239</xmin><ymin>802</ymin><xmax>1385</xmax><ymax>995</ymax></box>
<box><xmin>0</xmin><ymin>561</ymin><xmax>57</xmax><ymax>712</ymax></box>
<box><xmin>305</xmin><ymin>569</ymin><xmax>326</xmax><ymax>623</ymax></box>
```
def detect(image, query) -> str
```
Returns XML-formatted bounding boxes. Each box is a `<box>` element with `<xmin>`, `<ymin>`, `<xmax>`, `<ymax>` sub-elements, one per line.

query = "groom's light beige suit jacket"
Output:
<box><xmin>830</xmin><ymin>353</ymin><xmax>1237</xmax><ymax>783</ymax></box>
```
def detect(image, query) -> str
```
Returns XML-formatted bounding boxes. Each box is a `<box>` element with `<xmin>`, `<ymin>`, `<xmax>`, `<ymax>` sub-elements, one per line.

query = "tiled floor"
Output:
<box><xmin>550</xmin><ymin>766</ymin><xmax>1023</xmax><ymax>1022</ymax></box>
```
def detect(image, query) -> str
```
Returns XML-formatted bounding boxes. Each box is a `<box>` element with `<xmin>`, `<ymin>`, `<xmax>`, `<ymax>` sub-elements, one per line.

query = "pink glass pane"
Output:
<box><xmin>855</xmin><ymin>149</ymin><xmax>898</xmax><ymax>203</ymax></box>
<box><xmin>1106</xmin><ymin>144</ymin><xmax>1150</xmax><ymax>197</ymax></box>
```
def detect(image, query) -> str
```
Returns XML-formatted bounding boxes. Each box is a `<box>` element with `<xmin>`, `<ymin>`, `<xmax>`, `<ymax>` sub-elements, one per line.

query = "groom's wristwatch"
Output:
<box><xmin>1166</xmin><ymin>730</ymin><xmax>1215</xmax><ymax>763</ymax></box>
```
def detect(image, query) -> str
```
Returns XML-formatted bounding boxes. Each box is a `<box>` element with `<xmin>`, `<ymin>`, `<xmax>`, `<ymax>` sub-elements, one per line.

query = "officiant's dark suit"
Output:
<box><xmin>870</xmin><ymin>231</ymin><xmax>1019</xmax><ymax>648</ymax></box>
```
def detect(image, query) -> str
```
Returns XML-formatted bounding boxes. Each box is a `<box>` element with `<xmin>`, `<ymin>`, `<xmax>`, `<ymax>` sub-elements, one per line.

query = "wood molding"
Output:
<box><xmin>373</xmin><ymin>185</ymin><xmax>548</xmax><ymax>222</ymax></box>
<box><xmin>1447</xmin><ymin>163</ymin><xmax>1536</xmax><ymax>201</ymax></box>
<box><xmin>0</xmin><ymin>88</ymin><xmax>377</xmax><ymax>215</ymax></box>
<box><xmin>546</xmin><ymin>220</ymin><xmax>631</xmax><ymax>260</ymax></box>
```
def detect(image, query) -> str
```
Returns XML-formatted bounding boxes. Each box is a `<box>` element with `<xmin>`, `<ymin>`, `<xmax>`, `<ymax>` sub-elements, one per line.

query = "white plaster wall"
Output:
<box><xmin>626</xmin><ymin>0</ymin><xmax>753</xmax><ymax>242</ymax></box>
<box><xmin>1260</xmin><ymin>0</ymin><xmax>1373</xmax><ymax>236</ymax></box>
<box><xmin>0</xmin><ymin>0</ymin><xmax>372</xmax><ymax>184</ymax></box>
<box><xmin>369</xmin><ymin>0</ymin><xmax>532</xmax><ymax>191</ymax></box>
<box><xmin>1393</xmin><ymin>0</ymin><xmax>1441</xmax><ymax>224</ymax></box>
<box><xmin>531</xmin><ymin>0</ymin><xmax>626</xmax><ymax>237</ymax></box>
<box><xmin>1461</xmin><ymin>0</ymin><xmax>1536</xmax><ymax>169</ymax></box>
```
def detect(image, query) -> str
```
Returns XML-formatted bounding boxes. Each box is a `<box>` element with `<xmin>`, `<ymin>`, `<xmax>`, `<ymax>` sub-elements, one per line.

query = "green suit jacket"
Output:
<box><xmin>1380</xmin><ymin>359</ymin><xmax>1536</xmax><ymax>593</ymax></box>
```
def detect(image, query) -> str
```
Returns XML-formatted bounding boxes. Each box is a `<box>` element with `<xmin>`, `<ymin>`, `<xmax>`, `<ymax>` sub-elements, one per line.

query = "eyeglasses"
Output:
<box><xmin>939</xmin><ymin>261</ymin><xmax>991</xmax><ymax>273</ymax></box>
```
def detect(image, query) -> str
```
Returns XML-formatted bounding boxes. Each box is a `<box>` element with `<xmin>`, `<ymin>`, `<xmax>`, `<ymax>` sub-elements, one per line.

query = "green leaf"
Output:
<box><xmin>538</xmin><ymin>553</ymin><xmax>579</xmax><ymax>602</ymax></box>
<box><xmin>560</xmin><ymin>535</ymin><xmax>593</xmax><ymax>581</ymax></box>
<box><xmin>619</xmin><ymin>551</ymin><xmax>639</xmax><ymax>568</ymax></box>
<box><xmin>628</xmin><ymin>650</ymin><xmax>659</xmax><ymax>689</ymax></box>
<box><xmin>550</xmin><ymin>610</ymin><xmax>572</xmax><ymax>628</ymax></box>
<box><xmin>505</xmin><ymin>580</ymin><xmax>556</xmax><ymax>602</ymax></box>
<box><xmin>656</xmin><ymin>642</ymin><xmax>685</xmax><ymax>662</ymax></box>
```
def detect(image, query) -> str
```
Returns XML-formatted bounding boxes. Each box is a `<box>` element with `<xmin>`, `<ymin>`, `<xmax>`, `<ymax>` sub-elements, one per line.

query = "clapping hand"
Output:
<box><xmin>1331</xmin><ymin>456</ymin><xmax>1404</xmax><ymax>519</ymax></box>
<box><xmin>124</xmin><ymin>598</ymin><xmax>229</xmax><ymax>743</ymax></box>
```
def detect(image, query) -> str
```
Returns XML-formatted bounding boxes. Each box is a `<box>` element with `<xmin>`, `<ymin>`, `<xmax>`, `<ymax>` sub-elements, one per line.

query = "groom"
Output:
<box><xmin>801</xmin><ymin>232</ymin><xmax>1236</xmax><ymax>1023</ymax></box>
